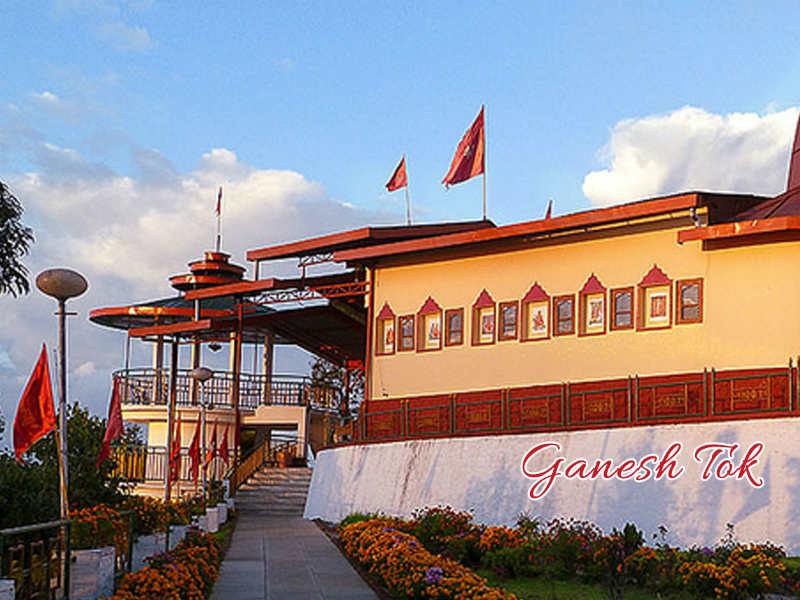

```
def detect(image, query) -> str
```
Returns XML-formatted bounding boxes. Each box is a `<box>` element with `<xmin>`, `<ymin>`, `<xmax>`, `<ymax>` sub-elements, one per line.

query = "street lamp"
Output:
<box><xmin>191</xmin><ymin>367</ymin><xmax>214</xmax><ymax>497</ymax></box>
<box><xmin>35</xmin><ymin>268</ymin><xmax>88</xmax><ymax>520</ymax></box>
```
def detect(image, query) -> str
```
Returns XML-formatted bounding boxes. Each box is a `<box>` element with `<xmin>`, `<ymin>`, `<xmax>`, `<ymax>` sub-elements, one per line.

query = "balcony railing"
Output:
<box><xmin>114</xmin><ymin>368</ymin><xmax>340</xmax><ymax>411</ymax></box>
<box><xmin>110</xmin><ymin>439</ymin><xmax>302</xmax><ymax>484</ymax></box>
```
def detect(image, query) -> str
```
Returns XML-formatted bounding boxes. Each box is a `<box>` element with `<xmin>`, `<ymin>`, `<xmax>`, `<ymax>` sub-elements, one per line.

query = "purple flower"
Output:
<box><xmin>702</xmin><ymin>547</ymin><xmax>713</xmax><ymax>556</ymax></box>
<box><xmin>424</xmin><ymin>566</ymin><xmax>444</xmax><ymax>584</ymax></box>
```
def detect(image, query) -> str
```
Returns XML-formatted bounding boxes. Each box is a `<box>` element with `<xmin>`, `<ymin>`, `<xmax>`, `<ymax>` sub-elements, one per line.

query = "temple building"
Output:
<box><xmin>93</xmin><ymin>118</ymin><xmax>800</xmax><ymax>551</ymax></box>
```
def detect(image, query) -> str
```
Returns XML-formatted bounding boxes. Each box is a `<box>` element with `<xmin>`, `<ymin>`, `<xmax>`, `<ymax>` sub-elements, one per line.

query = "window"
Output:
<box><xmin>398</xmin><ymin>315</ymin><xmax>415</xmax><ymax>351</ymax></box>
<box><xmin>676</xmin><ymin>278</ymin><xmax>703</xmax><ymax>324</ymax></box>
<box><xmin>637</xmin><ymin>264</ymin><xmax>672</xmax><ymax>330</ymax></box>
<box><xmin>578</xmin><ymin>274</ymin><xmax>606</xmax><ymax>336</ymax></box>
<box><xmin>499</xmin><ymin>301</ymin><xmax>518</xmax><ymax>341</ymax></box>
<box><xmin>417</xmin><ymin>297</ymin><xmax>443</xmax><ymax>351</ymax></box>
<box><xmin>553</xmin><ymin>295</ymin><xmax>575</xmax><ymax>336</ymax></box>
<box><xmin>610</xmin><ymin>287</ymin><xmax>634</xmax><ymax>331</ymax></box>
<box><xmin>521</xmin><ymin>282</ymin><xmax>549</xmax><ymax>341</ymax></box>
<box><xmin>471</xmin><ymin>289</ymin><xmax>496</xmax><ymax>345</ymax></box>
<box><xmin>445</xmin><ymin>309</ymin><xmax>464</xmax><ymax>346</ymax></box>
<box><xmin>375</xmin><ymin>302</ymin><xmax>396</xmax><ymax>355</ymax></box>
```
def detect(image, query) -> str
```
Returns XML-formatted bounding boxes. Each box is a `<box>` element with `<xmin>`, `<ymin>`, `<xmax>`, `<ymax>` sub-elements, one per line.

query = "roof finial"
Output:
<box><xmin>786</xmin><ymin>113</ymin><xmax>800</xmax><ymax>191</ymax></box>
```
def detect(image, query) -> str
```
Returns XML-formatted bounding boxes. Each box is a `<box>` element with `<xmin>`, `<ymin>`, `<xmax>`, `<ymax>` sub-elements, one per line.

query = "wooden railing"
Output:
<box><xmin>332</xmin><ymin>361</ymin><xmax>800</xmax><ymax>447</ymax></box>
<box><xmin>227</xmin><ymin>439</ymin><xmax>304</xmax><ymax>491</ymax></box>
<box><xmin>114</xmin><ymin>368</ymin><xmax>341</xmax><ymax>411</ymax></box>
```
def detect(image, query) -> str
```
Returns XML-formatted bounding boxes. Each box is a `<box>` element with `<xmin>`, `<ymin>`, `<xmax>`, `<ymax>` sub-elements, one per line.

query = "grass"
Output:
<box><xmin>476</xmin><ymin>569</ymin><xmax>658</xmax><ymax>600</ymax></box>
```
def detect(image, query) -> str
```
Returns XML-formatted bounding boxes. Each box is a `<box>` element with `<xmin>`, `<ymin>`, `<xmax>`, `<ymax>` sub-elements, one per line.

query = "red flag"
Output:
<box><xmin>219</xmin><ymin>424</ymin><xmax>229</xmax><ymax>466</ymax></box>
<box><xmin>169</xmin><ymin>412</ymin><xmax>182</xmax><ymax>482</ymax></box>
<box><xmin>788</xmin><ymin>114</ymin><xmax>800</xmax><ymax>190</ymax></box>
<box><xmin>234</xmin><ymin>406</ymin><xmax>241</xmax><ymax>455</ymax></box>
<box><xmin>442</xmin><ymin>106</ymin><xmax>485</xmax><ymax>188</ymax></box>
<box><xmin>216</xmin><ymin>186</ymin><xmax>223</xmax><ymax>215</ymax></box>
<box><xmin>13</xmin><ymin>344</ymin><xmax>56</xmax><ymax>464</ymax></box>
<box><xmin>545</xmin><ymin>199</ymin><xmax>553</xmax><ymax>220</ymax></box>
<box><xmin>385</xmin><ymin>156</ymin><xmax>408</xmax><ymax>192</ymax></box>
<box><xmin>96</xmin><ymin>379</ymin><xmax>123</xmax><ymax>468</ymax></box>
<box><xmin>204</xmin><ymin>421</ymin><xmax>218</xmax><ymax>467</ymax></box>
<box><xmin>188</xmin><ymin>420</ymin><xmax>201</xmax><ymax>483</ymax></box>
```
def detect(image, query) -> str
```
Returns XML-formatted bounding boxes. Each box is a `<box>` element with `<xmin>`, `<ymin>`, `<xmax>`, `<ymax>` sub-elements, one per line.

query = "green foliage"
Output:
<box><xmin>0</xmin><ymin>180</ymin><xmax>34</xmax><ymax>297</ymax></box>
<box><xmin>339</xmin><ymin>511</ymin><xmax>383</xmax><ymax>528</ymax></box>
<box><xmin>0</xmin><ymin>402</ymin><xmax>139</xmax><ymax>529</ymax></box>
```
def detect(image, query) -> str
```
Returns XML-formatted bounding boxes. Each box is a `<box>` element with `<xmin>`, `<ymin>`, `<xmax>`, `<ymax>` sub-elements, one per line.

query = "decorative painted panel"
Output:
<box><xmin>637</xmin><ymin>373</ymin><xmax>705</xmax><ymax>421</ymax></box>
<box><xmin>454</xmin><ymin>389</ymin><xmax>503</xmax><ymax>433</ymax></box>
<box><xmin>508</xmin><ymin>384</ymin><xmax>563</xmax><ymax>429</ymax></box>
<box><xmin>408</xmin><ymin>394</ymin><xmax>451</xmax><ymax>436</ymax></box>
<box><xmin>568</xmin><ymin>379</ymin><xmax>629</xmax><ymax>425</ymax></box>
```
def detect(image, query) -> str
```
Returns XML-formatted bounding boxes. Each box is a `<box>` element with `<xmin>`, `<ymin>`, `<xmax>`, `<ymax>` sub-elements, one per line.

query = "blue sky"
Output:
<box><xmin>2</xmin><ymin>1</ymin><xmax>800</xmax><ymax>438</ymax></box>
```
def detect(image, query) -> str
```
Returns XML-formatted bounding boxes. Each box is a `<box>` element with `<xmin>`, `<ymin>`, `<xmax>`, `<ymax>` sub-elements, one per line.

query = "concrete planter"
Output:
<box><xmin>226</xmin><ymin>497</ymin><xmax>235</xmax><ymax>511</ymax></box>
<box><xmin>70</xmin><ymin>546</ymin><xmax>115</xmax><ymax>600</ymax></box>
<box><xmin>0</xmin><ymin>580</ymin><xmax>14</xmax><ymax>600</ymax></box>
<box><xmin>205</xmin><ymin>507</ymin><xmax>219</xmax><ymax>533</ymax></box>
<box><xmin>168</xmin><ymin>525</ymin><xmax>188</xmax><ymax>550</ymax></box>
<box><xmin>196</xmin><ymin>514</ymin><xmax>207</xmax><ymax>531</ymax></box>
<box><xmin>216</xmin><ymin>503</ymin><xmax>228</xmax><ymax>524</ymax></box>
<box><xmin>132</xmin><ymin>533</ymin><xmax>167</xmax><ymax>572</ymax></box>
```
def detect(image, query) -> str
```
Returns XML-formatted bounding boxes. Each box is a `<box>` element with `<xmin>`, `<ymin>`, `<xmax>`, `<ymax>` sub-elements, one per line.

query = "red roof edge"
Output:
<box><xmin>246</xmin><ymin>220</ymin><xmax>495</xmax><ymax>262</ymax></box>
<box><xmin>334</xmin><ymin>192</ymin><xmax>705</xmax><ymax>263</ymax></box>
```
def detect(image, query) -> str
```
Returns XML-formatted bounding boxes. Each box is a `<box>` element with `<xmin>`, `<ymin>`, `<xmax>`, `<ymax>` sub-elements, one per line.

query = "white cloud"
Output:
<box><xmin>582</xmin><ymin>106</ymin><xmax>799</xmax><ymax>206</ymax></box>
<box><xmin>75</xmin><ymin>361</ymin><xmax>96</xmax><ymax>376</ymax></box>
<box><xmin>0</xmin><ymin>145</ymin><xmax>394</xmax><ymax>437</ymax></box>
<box><xmin>96</xmin><ymin>21</ymin><xmax>153</xmax><ymax>51</ymax></box>
<box><xmin>31</xmin><ymin>91</ymin><xmax>61</xmax><ymax>106</ymax></box>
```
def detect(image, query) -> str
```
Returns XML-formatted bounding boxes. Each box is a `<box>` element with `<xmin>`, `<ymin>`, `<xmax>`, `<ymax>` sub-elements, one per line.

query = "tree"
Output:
<box><xmin>0</xmin><ymin>180</ymin><xmax>34</xmax><ymax>297</ymax></box>
<box><xmin>309</xmin><ymin>356</ymin><xmax>364</xmax><ymax>414</ymax></box>
<box><xmin>0</xmin><ymin>402</ymin><xmax>142</xmax><ymax>528</ymax></box>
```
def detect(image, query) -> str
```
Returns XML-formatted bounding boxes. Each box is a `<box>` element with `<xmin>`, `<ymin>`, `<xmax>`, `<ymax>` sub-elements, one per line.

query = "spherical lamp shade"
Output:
<box><xmin>36</xmin><ymin>269</ymin><xmax>88</xmax><ymax>301</ymax></box>
<box><xmin>191</xmin><ymin>367</ymin><xmax>214</xmax><ymax>382</ymax></box>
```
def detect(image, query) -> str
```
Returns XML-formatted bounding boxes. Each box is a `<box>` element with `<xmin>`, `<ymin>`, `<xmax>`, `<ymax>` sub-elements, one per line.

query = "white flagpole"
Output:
<box><xmin>482</xmin><ymin>106</ymin><xmax>487</xmax><ymax>221</ymax></box>
<box><xmin>405</xmin><ymin>155</ymin><xmax>412</xmax><ymax>225</ymax></box>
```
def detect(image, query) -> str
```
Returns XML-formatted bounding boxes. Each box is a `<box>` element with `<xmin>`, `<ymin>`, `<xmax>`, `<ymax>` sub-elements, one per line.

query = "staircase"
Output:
<box><xmin>234</xmin><ymin>467</ymin><xmax>313</xmax><ymax>516</ymax></box>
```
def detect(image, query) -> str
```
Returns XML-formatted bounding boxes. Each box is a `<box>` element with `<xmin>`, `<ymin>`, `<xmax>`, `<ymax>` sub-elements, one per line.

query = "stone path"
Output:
<box><xmin>211</xmin><ymin>514</ymin><xmax>378</xmax><ymax>600</ymax></box>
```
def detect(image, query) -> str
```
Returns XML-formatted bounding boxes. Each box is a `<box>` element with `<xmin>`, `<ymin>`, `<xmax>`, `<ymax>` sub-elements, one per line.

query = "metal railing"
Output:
<box><xmin>114</xmin><ymin>368</ymin><xmax>340</xmax><ymax>411</ymax></box>
<box><xmin>110</xmin><ymin>446</ymin><xmax>233</xmax><ymax>484</ymax></box>
<box><xmin>0</xmin><ymin>519</ymin><xmax>70</xmax><ymax>600</ymax></box>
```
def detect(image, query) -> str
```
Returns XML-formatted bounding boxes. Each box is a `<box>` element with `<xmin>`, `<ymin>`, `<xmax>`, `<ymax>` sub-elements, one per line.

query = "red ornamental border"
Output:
<box><xmin>347</xmin><ymin>362</ymin><xmax>798</xmax><ymax>445</ymax></box>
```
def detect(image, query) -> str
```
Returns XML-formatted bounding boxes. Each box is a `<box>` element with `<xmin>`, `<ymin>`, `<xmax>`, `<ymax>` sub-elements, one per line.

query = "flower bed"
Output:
<box><xmin>108</xmin><ymin>532</ymin><xmax>221</xmax><ymax>600</ymax></box>
<box><xmin>338</xmin><ymin>518</ymin><xmax>516</xmax><ymax>599</ymax></box>
<box><xmin>337</xmin><ymin>507</ymin><xmax>800</xmax><ymax>600</ymax></box>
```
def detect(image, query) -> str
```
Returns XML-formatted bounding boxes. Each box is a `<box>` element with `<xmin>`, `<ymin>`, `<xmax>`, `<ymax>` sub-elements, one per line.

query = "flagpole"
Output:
<box><xmin>482</xmin><ymin>106</ymin><xmax>487</xmax><ymax>221</ymax></box>
<box><xmin>405</xmin><ymin>155</ymin><xmax>411</xmax><ymax>225</ymax></box>
<box><xmin>215</xmin><ymin>188</ymin><xmax>222</xmax><ymax>253</ymax></box>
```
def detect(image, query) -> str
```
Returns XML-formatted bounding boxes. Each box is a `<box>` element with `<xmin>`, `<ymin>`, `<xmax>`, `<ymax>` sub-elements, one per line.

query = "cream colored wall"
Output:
<box><xmin>370</xmin><ymin>222</ymin><xmax>800</xmax><ymax>399</ymax></box>
<box><xmin>137</xmin><ymin>407</ymin><xmax>237</xmax><ymax>447</ymax></box>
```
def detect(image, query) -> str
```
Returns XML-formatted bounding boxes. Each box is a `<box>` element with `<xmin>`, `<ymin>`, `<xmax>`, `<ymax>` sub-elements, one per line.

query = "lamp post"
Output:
<box><xmin>35</xmin><ymin>268</ymin><xmax>88</xmax><ymax>520</ymax></box>
<box><xmin>191</xmin><ymin>367</ymin><xmax>214</xmax><ymax>498</ymax></box>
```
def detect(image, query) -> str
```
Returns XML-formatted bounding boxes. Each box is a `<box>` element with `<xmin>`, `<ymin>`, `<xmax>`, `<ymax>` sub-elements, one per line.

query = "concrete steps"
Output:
<box><xmin>234</xmin><ymin>467</ymin><xmax>312</xmax><ymax>516</ymax></box>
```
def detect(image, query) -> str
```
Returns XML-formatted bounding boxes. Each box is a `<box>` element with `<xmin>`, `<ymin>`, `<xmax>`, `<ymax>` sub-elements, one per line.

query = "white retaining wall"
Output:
<box><xmin>305</xmin><ymin>417</ymin><xmax>800</xmax><ymax>553</ymax></box>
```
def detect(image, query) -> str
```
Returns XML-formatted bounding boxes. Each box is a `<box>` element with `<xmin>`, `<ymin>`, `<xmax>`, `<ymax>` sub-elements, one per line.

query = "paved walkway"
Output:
<box><xmin>211</xmin><ymin>514</ymin><xmax>379</xmax><ymax>600</ymax></box>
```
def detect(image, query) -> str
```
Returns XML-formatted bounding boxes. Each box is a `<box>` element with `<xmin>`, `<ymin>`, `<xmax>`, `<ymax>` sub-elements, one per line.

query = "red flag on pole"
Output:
<box><xmin>96</xmin><ymin>379</ymin><xmax>123</xmax><ymax>468</ymax></box>
<box><xmin>442</xmin><ymin>106</ymin><xmax>485</xmax><ymax>188</ymax></box>
<box><xmin>216</xmin><ymin>186</ymin><xmax>223</xmax><ymax>215</ymax></box>
<box><xmin>219</xmin><ymin>424</ymin><xmax>229</xmax><ymax>466</ymax></box>
<box><xmin>234</xmin><ymin>406</ymin><xmax>241</xmax><ymax>457</ymax></box>
<box><xmin>385</xmin><ymin>156</ymin><xmax>408</xmax><ymax>192</ymax></box>
<box><xmin>169</xmin><ymin>412</ymin><xmax>182</xmax><ymax>482</ymax></box>
<box><xmin>188</xmin><ymin>420</ymin><xmax>201</xmax><ymax>483</ymax></box>
<box><xmin>204</xmin><ymin>421</ymin><xmax>218</xmax><ymax>467</ymax></box>
<box><xmin>545</xmin><ymin>199</ymin><xmax>553</xmax><ymax>220</ymax></box>
<box><xmin>14</xmin><ymin>344</ymin><xmax>56</xmax><ymax>464</ymax></box>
